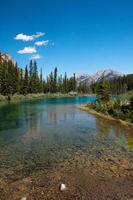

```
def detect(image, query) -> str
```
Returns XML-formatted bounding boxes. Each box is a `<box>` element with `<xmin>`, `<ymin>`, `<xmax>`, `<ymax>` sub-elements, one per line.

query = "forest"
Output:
<box><xmin>90</xmin><ymin>74</ymin><xmax>133</xmax><ymax>95</ymax></box>
<box><xmin>0</xmin><ymin>54</ymin><xmax>133</xmax><ymax>96</ymax></box>
<box><xmin>0</xmin><ymin>57</ymin><xmax>76</xmax><ymax>96</ymax></box>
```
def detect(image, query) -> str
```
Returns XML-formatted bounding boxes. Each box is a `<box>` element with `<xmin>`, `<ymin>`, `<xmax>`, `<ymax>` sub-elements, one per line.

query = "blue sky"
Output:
<box><xmin>0</xmin><ymin>0</ymin><xmax>133</xmax><ymax>76</ymax></box>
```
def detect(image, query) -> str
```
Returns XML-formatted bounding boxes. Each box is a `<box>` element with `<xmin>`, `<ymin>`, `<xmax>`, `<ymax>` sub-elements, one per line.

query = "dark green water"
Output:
<box><xmin>0</xmin><ymin>96</ymin><xmax>132</xmax><ymax>171</ymax></box>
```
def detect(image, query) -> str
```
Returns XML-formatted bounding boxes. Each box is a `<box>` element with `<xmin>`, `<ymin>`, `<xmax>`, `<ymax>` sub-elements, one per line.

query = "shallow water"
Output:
<box><xmin>0</xmin><ymin>96</ymin><xmax>132</xmax><ymax>170</ymax></box>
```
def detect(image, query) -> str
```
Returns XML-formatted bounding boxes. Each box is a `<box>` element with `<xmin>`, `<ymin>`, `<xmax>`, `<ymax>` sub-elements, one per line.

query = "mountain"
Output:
<box><xmin>0</xmin><ymin>52</ymin><xmax>16</xmax><ymax>64</ymax></box>
<box><xmin>77</xmin><ymin>69</ymin><xmax>124</xmax><ymax>85</ymax></box>
<box><xmin>0</xmin><ymin>53</ymin><xmax>124</xmax><ymax>85</ymax></box>
<box><xmin>76</xmin><ymin>74</ymin><xmax>94</xmax><ymax>84</ymax></box>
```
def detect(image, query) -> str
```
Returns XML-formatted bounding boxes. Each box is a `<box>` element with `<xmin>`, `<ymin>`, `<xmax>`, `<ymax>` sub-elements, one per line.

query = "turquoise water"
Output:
<box><xmin>0</xmin><ymin>96</ymin><xmax>132</xmax><ymax>171</ymax></box>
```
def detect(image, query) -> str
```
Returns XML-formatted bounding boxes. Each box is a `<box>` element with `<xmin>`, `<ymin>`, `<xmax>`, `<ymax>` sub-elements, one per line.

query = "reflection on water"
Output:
<box><xmin>0</xmin><ymin>96</ymin><xmax>132</xmax><ymax>169</ymax></box>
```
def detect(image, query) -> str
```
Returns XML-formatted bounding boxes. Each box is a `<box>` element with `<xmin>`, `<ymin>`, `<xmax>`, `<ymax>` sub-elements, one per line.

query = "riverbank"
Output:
<box><xmin>0</xmin><ymin>93</ymin><xmax>72</xmax><ymax>102</ymax></box>
<box><xmin>0</xmin><ymin>93</ymin><xmax>95</xmax><ymax>103</ymax></box>
<box><xmin>79</xmin><ymin>105</ymin><xmax>133</xmax><ymax>129</ymax></box>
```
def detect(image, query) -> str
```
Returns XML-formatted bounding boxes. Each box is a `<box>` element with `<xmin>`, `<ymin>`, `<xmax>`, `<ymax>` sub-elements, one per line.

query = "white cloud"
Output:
<box><xmin>17</xmin><ymin>46</ymin><xmax>37</xmax><ymax>54</ymax></box>
<box><xmin>30</xmin><ymin>54</ymin><xmax>42</xmax><ymax>60</ymax></box>
<box><xmin>15</xmin><ymin>33</ymin><xmax>34</xmax><ymax>42</ymax></box>
<box><xmin>15</xmin><ymin>32</ymin><xmax>45</xmax><ymax>42</ymax></box>
<box><xmin>35</xmin><ymin>40</ymin><xmax>49</xmax><ymax>46</ymax></box>
<box><xmin>35</xmin><ymin>32</ymin><xmax>45</xmax><ymax>38</ymax></box>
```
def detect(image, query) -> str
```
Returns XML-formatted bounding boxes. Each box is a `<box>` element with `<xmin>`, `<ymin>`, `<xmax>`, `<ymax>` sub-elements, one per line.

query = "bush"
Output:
<box><xmin>0</xmin><ymin>94</ymin><xmax>7</xmax><ymax>101</ymax></box>
<box><xmin>88</xmin><ymin>95</ymin><xmax>133</xmax><ymax>124</ymax></box>
<box><xmin>129</xmin><ymin>94</ymin><xmax>133</xmax><ymax>110</ymax></box>
<box><xmin>114</xmin><ymin>98</ymin><xmax>121</xmax><ymax>109</ymax></box>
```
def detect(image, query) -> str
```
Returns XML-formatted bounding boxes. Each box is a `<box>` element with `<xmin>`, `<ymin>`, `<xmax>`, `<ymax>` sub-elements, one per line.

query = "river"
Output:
<box><xmin>0</xmin><ymin>96</ymin><xmax>132</xmax><ymax>200</ymax></box>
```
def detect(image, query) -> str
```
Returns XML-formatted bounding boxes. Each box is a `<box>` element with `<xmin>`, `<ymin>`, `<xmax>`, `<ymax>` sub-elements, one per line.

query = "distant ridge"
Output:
<box><xmin>0</xmin><ymin>52</ymin><xmax>124</xmax><ymax>83</ymax></box>
<box><xmin>77</xmin><ymin>69</ymin><xmax>124</xmax><ymax>84</ymax></box>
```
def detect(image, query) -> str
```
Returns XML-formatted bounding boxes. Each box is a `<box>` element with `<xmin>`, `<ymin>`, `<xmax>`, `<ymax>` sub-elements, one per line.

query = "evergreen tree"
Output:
<box><xmin>73</xmin><ymin>73</ymin><xmax>76</xmax><ymax>91</ymax></box>
<box><xmin>13</xmin><ymin>62</ymin><xmax>20</xmax><ymax>94</ymax></box>
<box><xmin>32</xmin><ymin>60</ymin><xmax>39</xmax><ymax>93</ymax></box>
<box><xmin>58</xmin><ymin>75</ymin><xmax>63</xmax><ymax>93</ymax></box>
<box><xmin>23</xmin><ymin>66</ymin><xmax>29</xmax><ymax>94</ymax></box>
<box><xmin>96</xmin><ymin>80</ymin><xmax>111</xmax><ymax>103</ymax></box>
<box><xmin>39</xmin><ymin>68</ymin><xmax>43</xmax><ymax>93</ymax></box>
<box><xmin>19</xmin><ymin>68</ymin><xmax>24</xmax><ymax>94</ymax></box>
<box><xmin>49</xmin><ymin>71</ymin><xmax>54</xmax><ymax>93</ymax></box>
<box><xmin>53</xmin><ymin>67</ymin><xmax>58</xmax><ymax>93</ymax></box>
<box><xmin>63</xmin><ymin>72</ymin><xmax>68</xmax><ymax>93</ymax></box>
<box><xmin>29</xmin><ymin>60</ymin><xmax>33</xmax><ymax>77</ymax></box>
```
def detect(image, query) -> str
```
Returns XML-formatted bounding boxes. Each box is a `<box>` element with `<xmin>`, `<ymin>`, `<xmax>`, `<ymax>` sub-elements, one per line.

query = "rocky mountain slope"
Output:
<box><xmin>77</xmin><ymin>69</ymin><xmax>124</xmax><ymax>84</ymax></box>
<box><xmin>0</xmin><ymin>52</ymin><xmax>15</xmax><ymax>64</ymax></box>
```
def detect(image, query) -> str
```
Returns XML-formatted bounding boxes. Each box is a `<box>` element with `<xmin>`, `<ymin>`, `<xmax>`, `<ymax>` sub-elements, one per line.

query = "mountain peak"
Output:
<box><xmin>77</xmin><ymin>68</ymin><xmax>124</xmax><ymax>84</ymax></box>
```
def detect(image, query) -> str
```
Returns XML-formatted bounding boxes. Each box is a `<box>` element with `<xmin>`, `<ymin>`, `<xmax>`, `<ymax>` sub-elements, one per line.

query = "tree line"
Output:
<box><xmin>90</xmin><ymin>74</ymin><xmax>133</xmax><ymax>95</ymax></box>
<box><xmin>0</xmin><ymin>57</ymin><xmax>77</xmax><ymax>96</ymax></box>
<box><xmin>0</xmin><ymin>54</ymin><xmax>133</xmax><ymax>96</ymax></box>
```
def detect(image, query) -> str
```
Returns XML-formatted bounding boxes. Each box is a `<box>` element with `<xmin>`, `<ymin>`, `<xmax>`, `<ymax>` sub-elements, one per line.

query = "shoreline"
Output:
<box><xmin>0</xmin><ymin>93</ymin><xmax>95</xmax><ymax>103</ymax></box>
<box><xmin>79</xmin><ymin>105</ymin><xmax>133</xmax><ymax>129</ymax></box>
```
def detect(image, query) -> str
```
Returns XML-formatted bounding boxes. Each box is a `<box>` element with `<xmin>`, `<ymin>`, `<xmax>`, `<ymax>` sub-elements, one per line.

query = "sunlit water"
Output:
<box><xmin>0</xmin><ymin>96</ymin><xmax>132</xmax><ymax>170</ymax></box>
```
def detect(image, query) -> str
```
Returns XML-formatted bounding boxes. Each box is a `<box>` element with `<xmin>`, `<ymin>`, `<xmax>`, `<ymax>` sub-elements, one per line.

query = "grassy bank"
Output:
<box><xmin>0</xmin><ymin>93</ymin><xmax>70</xmax><ymax>102</ymax></box>
<box><xmin>80</xmin><ymin>105</ymin><xmax>133</xmax><ymax>129</ymax></box>
<box><xmin>0</xmin><ymin>93</ymin><xmax>46</xmax><ymax>102</ymax></box>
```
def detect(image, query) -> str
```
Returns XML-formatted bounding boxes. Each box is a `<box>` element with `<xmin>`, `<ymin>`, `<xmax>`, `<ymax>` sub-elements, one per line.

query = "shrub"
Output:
<box><xmin>129</xmin><ymin>94</ymin><xmax>133</xmax><ymax>110</ymax></box>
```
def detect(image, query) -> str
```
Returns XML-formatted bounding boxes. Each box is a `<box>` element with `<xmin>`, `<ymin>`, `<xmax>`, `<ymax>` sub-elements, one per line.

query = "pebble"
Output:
<box><xmin>60</xmin><ymin>183</ymin><xmax>66</xmax><ymax>191</ymax></box>
<box><xmin>21</xmin><ymin>197</ymin><xmax>27</xmax><ymax>200</ymax></box>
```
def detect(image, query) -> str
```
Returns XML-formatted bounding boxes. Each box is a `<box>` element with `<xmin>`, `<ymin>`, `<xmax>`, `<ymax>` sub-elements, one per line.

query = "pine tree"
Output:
<box><xmin>73</xmin><ymin>73</ymin><xmax>76</xmax><ymax>91</ymax></box>
<box><xmin>96</xmin><ymin>80</ymin><xmax>111</xmax><ymax>103</ymax></box>
<box><xmin>29</xmin><ymin>60</ymin><xmax>33</xmax><ymax>77</ymax></box>
<box><xmin>63</xmin><ymin>72</ymin><xmax>68</xmax><ymax>93</ymax></box>
<box><xmin>39</xmin><ymin>68</ymin><xmax>43</xmax><ymax>93</ymax></box>
<box><xmin>13</xmin><ymin>62</ymin><xmax>20</xmax><ymax>94</ymax></box>
<box><xmin>53</xmin><ymin>67</ymin><xmax>58</xmax><ymax>93</ymax></box>
<box><xmin>29</xmin><ymin>60</ymin><xmax>33</xmax><ymax>93</ymax></box>
<box><xmin>19</xmin><ymin>68</ymin><xmax>24</xmax><ymax>94</ymax></box>
<box><xmin>58</xmin><ymin>75</ymin><xmax>63</xmax><ymax>93</ymax></box>
<box><xmin>23</xmin><ymin>66</ymin><xmax>29</xmax><ymax>94</ymax></box>
<box><xmin>32</xmin><ymin>60</ymin><xmax>39</xmax><ymax>93</ymax></box>
<box><xmin>49</xmin><ymin>71</ymin><xmax>54</xmax><ymax>93</ymax></box>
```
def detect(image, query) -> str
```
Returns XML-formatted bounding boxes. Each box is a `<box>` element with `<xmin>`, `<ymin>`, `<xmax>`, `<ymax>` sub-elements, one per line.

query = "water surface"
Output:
<box><xmin>0</xmin><ymin>96</ymin><xmax>132</xmax><ymax>170</ymax></box>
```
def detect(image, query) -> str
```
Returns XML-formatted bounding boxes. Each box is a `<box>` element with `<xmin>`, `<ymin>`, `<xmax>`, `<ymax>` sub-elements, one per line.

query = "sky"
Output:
<box><xmin>0</xmin><ymin>0</ymin><xmax>133</xmax><ymax>76</ymax></box>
